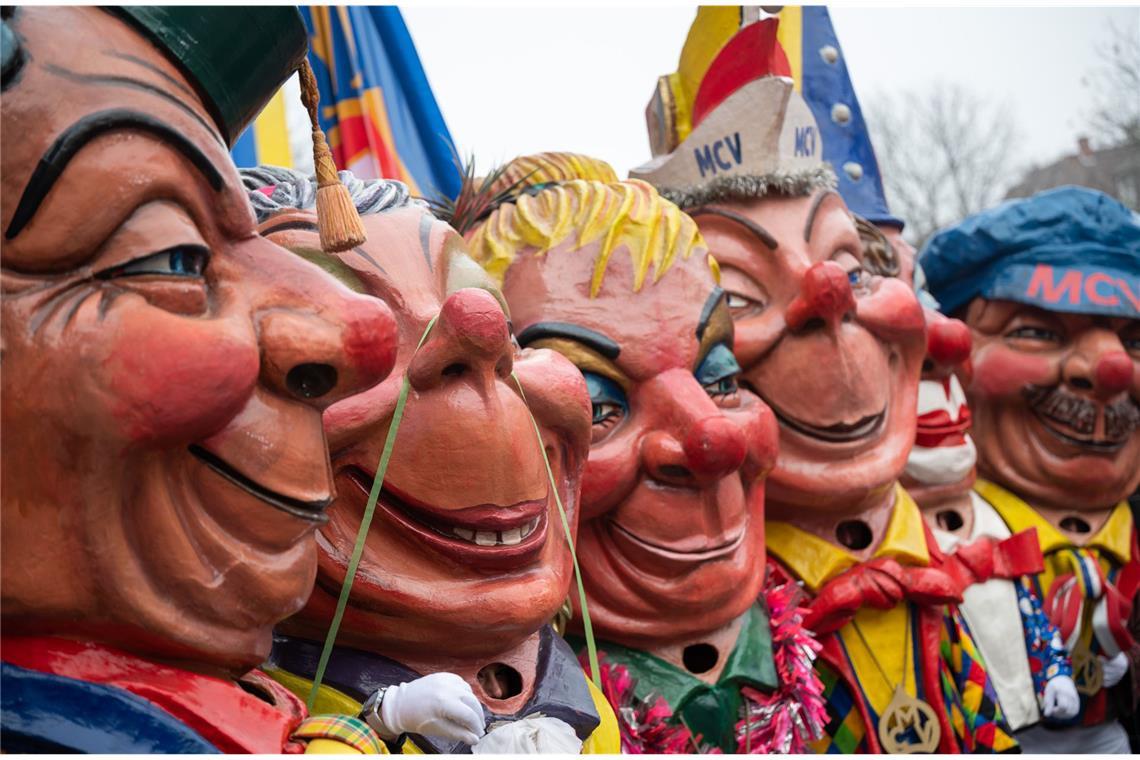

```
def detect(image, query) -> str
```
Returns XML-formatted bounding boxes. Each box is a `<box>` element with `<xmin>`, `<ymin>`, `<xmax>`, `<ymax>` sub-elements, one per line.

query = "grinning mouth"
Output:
<box><xmin>345</xmin><ymin>467</ymin><xmax>548</xmax><ymax>565</ymax></box>
<box><xmin>189</xmin><ymin>444</ymin><xmax>331</xmax><ymax>522</ymax></box>
<box><xmin>608</xmin><ymin>519</ymin><xmax>746</xmax><ymax>562</ymax></box>
<box><xmin>744</xmin><ymin>379</ymin><xmax>886</xmax><ymax>444</ymax></box>
<box><xmin>772</xmin><ymin>405</ymin><xmax>886</xmax><ymax>443</ymax></box>
<box><xmin>1034</xmin><ymin>417</ymin><xmax>1128</xmax><ymax>453</ymax></box>
<box><xmin>1025</xmin><ymin>384</ymin><xmax>1138</xmax><ymax>453</ymax></box>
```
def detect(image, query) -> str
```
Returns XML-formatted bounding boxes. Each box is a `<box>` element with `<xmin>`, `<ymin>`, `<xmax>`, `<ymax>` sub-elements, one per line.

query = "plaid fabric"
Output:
<box><xmin>293</xmin><ymin>714</ymin><xmax>387</xmax><ymax>754</ymax></box>
<box><xmin>940</xmin><ymin>610</ymin><xmax>1018</xmax><ymax>753</ymax></box>
<box><xmin>809</xmin><ymin>661</ymin><xmax>869</xmax><ymax>754</ymax></box>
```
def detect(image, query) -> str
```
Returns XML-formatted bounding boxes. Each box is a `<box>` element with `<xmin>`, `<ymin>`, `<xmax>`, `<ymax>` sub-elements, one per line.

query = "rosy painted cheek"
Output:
<box><xmin>324</xmin><ymin>377</ymin><xmax>402</xmax><ymax>449</ymax></box>
<box><xmin>580</xmin><ymin>448</ymin><xmax>638</xmax><ymax>519</ymax></box>
<box><xmin>970</xmin><ymin>343</ymin><xmax>1058</xmax><ymax>400</ymax></box>
<box><xmin>103</xmin><ymin>316</ymin><xmax>260</xmax><ymax>445</ymax></box>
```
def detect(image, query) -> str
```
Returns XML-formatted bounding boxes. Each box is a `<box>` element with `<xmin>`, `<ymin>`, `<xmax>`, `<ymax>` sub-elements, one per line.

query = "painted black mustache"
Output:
<box><xmin>1024</xmin><ymin>384</ymin><xmax>1140</xmax><ymax>441</ymax></box>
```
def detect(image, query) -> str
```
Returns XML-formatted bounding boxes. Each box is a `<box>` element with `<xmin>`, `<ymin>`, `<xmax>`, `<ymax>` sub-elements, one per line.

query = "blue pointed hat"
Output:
<box><xmin>796</xmin><ymin>7</ymin><xmax>902</xmax><ymax>229</ymax></box>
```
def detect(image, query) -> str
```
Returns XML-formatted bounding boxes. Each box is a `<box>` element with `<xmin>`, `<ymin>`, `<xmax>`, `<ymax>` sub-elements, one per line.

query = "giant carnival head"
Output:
<box><xmin>897</xmin><ymin>256</ymin><xmax>978</xmax><ymax>527</ymax></box>
<box><xmin>241</xmin><ymin>167</ymin><xmax>592</xmax><ymax>666</ymax></box>
<box><xmin>920</xmin><ymin>187</ymin><xmax>1140</xmax><ymax>515</ymax></box>
<box><xmin>0</xmin><ymin>7</ymin><xmax>398</xmax><ymax>672</ymax></box>
<box><xmin>633</xmin><ymin>8</ymin><xmax>926</xmax><ymax>520</ymax></box>
<box><xmin>462</xmin><ymin>153</ymin><xmax>779</xmax><ymax>648</ymax></box>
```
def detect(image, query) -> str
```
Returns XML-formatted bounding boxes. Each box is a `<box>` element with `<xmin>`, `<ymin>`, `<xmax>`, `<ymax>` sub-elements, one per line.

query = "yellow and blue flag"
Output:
<box><xmin>232</xmin><ymin>6</ymin><xmax>460</xmax><ymax>200</ymax></box>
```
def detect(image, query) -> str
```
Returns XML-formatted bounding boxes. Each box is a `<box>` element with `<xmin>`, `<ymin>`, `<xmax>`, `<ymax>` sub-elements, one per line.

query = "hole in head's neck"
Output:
<box><xmin>682</xmin><ymin>643</ymin><xmax>719</xmax><ymax>674</ymax></box>
<box><xmin>936</xmin><ymin>509</ymin><xmax>964</xmax><ymax>533</ymax></box>
<box><xmin>1059</xmin><ymin>515</ymin><xmax>1092</xmax><ymax>534</ymax></box>
<box><xmin>836</xmin><ymin>519</ymin><xmax>873</xmax><ymax>550</ymax></box>
<box><xmin>477</xmin><ymin>662</ymin><xmax>523</xmax><ymax>700</ymax></box>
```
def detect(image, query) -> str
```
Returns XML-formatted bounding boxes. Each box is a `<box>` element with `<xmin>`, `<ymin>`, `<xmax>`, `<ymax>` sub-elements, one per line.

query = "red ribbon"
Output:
<box><xmin>803</xmin><ymin>556</ymin><xmax>963</xmax><ymax>635</ymax></box>
<box><xmin>939</xmin><ymin>528</ymin><xmax>1044</xmax><ymax>592</ymax></box>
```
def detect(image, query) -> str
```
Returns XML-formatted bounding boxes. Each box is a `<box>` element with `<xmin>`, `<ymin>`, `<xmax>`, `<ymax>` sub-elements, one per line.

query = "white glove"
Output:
<box><xmin>471</xmin><ymin>715</ymin><xmax>583</xmax><ymax>754</ymax></box>
<box><xmin>1101</xmin><ymin>651</ymin><xmax>1130</xmax><ymax>689</ymax></box>
<box><xmin>364</xmin><ymin>672</ymin><xmax>485</xmax><ymax>745</ymax></box>
<box><xmin>1042</xmin><ymin>675</ymin><xmax>1080</xmax><ymax>720</ymax></box>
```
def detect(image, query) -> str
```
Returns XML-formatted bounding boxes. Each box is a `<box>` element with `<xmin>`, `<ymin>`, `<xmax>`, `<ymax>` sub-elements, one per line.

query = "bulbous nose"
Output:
<box><xmin>408</xmin><ymin>288</ymin><xmax>513</xmax><ymax>391</ymax></box>
<box><xmin>640</xmin><ymin>372</ymin><xmax>747</xmax><ymax>487</ymax></box>
<box><xmin>683</xmin><ymin>416</ymin><xmax>748</xmax><ymax>479</ymax></box>
<box><xmin>924</xmin><ymin>313</ymin><xmax>972</xmax><ymax>378</ymax></box>
<box><xmin>258</xmin><ymin>294</ymin><xmax>398</xmax><ymax>409</ymax></box>
<box><xmin>1094</xmin><ymin>351</ymin><xmax>1134</xmax><ymax>396</ymax></box>
<box><xmin>785</xmin><ymin>261</ymin><xmax>856</xmax><ymax>332</ymax></box>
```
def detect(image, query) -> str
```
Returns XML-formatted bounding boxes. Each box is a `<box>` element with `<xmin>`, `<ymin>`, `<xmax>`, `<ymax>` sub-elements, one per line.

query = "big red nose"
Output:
<box><xmin>683</xmin><ymin>416</ymin><xmax>747</xmax><ymax>480</ymax></box>
<box><xmin>785</xmin><ymin>261</ymin><xmax>856</xmax><ymax>332</ymax></box>
<box><xmin>1094</xmin><ymin>351</ymin><xmax>1134</xmax><ymax>396</ymax></box>
<box><xmin>926</xmin><ymin>315</ymin><xmax>972</xmax><ymax>369</ymax></box>
<box><xmin>258</xmin><ymin>295</ymin><xmax>398</xmax><ymax>409</ymax></box>
<box><xmin>408</xmin><ymin>288</ymin><xmax>513</xmax><ymax>391</ymax></box>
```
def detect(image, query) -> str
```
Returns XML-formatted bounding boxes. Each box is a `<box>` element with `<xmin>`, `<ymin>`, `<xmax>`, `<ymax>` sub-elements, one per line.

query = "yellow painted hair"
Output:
<box><xmin>469</xmin><ymin>153</ymin><xmax>715</xmax><ymax>298</ymax></box>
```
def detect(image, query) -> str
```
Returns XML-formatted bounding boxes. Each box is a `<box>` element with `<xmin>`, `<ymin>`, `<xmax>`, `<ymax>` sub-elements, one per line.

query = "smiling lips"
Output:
<box><xmin>190</xmin><ymin>444</ymin><xmax>332</xmax><ymax>521</ymax></box>
<box><xmin>609</xmin><ymin>519</ymin><xmax>746</xmax><ymax>562</ymax></box>
<box><xmin>771</xmin><ymin>403</ymin><xmax>886</xmax><ymax>443</ymax></box>
<box><xmin>1025</xmin><ymin>384</ymin><xmax>1139</xmax><ymax>453</ymax></box>
<box><xmin>345</xmin><ymin>467</ymin><xmax>549</xmax><ymax>567</ymax></box>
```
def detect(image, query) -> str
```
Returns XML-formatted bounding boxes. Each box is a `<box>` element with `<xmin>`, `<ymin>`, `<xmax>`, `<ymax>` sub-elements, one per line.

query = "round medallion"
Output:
<box><xmin>878</xmin><ymin>685</ymin><xmax>941</xmax><ymax>754</ymax></box>
<box><xmin>1072</xmin><ymin>646</ymin><xmax>1103</xmax><ymax>696</ymax></box>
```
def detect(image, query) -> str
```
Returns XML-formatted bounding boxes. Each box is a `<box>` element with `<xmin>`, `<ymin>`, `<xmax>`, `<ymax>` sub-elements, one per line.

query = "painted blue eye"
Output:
<box><xmin>695</xmin><ymin>343</ymin><xmax>741</xmax><ymax>397</ymax></box>
<box><xmin>583</xmin><ymin>371</ymin><xmax>628</xmax><ymax>426</ymax></box>
<box><xmin>103</xmin><ymin>245</ymin><xmax>209</xmax><ymax>279</ymax></box>
<box><xmin>848</xmin><ymin>266</ymin><xmax>871</xmax><ymax>290</ymax></box>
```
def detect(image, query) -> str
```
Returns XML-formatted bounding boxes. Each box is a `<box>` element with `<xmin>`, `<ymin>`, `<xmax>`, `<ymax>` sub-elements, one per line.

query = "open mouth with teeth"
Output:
<box><xmin>190</xmin><ymin>444</ymin><xmax>331</xmax><ymax>522</ymax></box>
<box><xmin>345</xmin><ymin>467</ymin><xmax>549</xmax><ymax>569</ymax></box>
<box><xmin>1034</xmin><ymin>415</ymin><xmax>1128</xmax><ymax>454</ymax></box>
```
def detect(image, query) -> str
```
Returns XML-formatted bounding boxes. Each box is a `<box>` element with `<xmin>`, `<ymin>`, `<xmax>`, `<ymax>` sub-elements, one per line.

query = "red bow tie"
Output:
<box><xmin>939</xmin><ymin>529</ymin><xmax>1044</xmax><ymax>591</ymax></box>
<box><xmin>804</xmin><ymin>556</ymin><xmax>963</xmax><ymax>635</ymax></box>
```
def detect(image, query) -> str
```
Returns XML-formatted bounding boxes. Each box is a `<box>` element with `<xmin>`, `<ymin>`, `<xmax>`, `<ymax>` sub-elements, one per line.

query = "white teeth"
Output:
<box><xmin>521</xmin><ymin>518</ymin><xmax>539</xmax><ymax>538</ymax></box>
<box><xmin>500</xmin><ymin>527</ymin><xmax>523</xmax><ymax>545</ymax></box>
<box><xmin>454</xmin><ymin>527</ymin><xmax>475</xmax><ymax>541</ymax></box>
<box><xmin>475</xmin><ymin>531</ymin><xmax>497</xmax><ymax>546</ymax></box>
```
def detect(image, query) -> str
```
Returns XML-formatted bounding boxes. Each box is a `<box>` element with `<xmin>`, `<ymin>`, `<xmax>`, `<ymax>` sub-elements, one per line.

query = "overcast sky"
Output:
<box><xmin>402</xmin><ymin>5</ymin><xmax>1139</xmax><ymax>179</ymax></box>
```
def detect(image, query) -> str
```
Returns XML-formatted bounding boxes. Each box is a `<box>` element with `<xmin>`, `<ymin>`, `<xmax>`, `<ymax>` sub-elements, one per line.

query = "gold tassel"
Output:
<box><xmin>298</xmin><ymin>58</ymin><xmax>366</xmax><ymax>253</ymax></box>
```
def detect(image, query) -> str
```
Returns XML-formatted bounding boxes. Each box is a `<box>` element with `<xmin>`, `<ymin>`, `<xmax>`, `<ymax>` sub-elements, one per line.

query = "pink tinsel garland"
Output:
<box><xmin>580</xmin><ymin>579</ymin><xmax>826</xmax><ymax>754</ymax></box>
<box><xmin>735</xmin><ymin>580</ymin><xmax>828</xmax><ymax>753</ymax></box>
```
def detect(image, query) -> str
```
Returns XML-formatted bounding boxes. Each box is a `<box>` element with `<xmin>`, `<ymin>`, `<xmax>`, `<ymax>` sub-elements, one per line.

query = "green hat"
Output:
<box><xmin>110</xmin><ymin>6</ymin><xmax>307</xmax><ymax>146</ymax></box>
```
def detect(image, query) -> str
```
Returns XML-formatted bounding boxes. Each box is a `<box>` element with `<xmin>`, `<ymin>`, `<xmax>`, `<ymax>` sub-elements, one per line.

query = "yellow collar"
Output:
<box><xmin>974</xmin><ymin>479</ymin><xmax>1134</xmax><ymax>564</ymax></box>
<box><xmin>767</xmin><ymin>484</ymin><xmax>930</xmax><ymax>593</ymax></box>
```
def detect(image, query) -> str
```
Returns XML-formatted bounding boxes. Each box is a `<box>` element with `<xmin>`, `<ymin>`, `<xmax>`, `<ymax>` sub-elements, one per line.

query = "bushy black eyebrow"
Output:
<box><xmin>687</xmin><ymin>205</ymin><xmax>779</xmax><ymax>250</ymax></box>
<box><xmin>5</xmin><ymin>108</ymin><xmax>225</xmax><ymax>240</ymax></box>
<box><xmin>516</xmin><ymin>321</ymin><xmax>621</xmax><ymax>359</ymax></box>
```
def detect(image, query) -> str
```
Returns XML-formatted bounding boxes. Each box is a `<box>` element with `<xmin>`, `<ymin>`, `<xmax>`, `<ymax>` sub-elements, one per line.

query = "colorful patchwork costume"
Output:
<box><xmin>767</xmin><ymin>486</ymin><xmax>1018</xmax><ymax>753</ymax></box>
<box><xmin>933</xmin><ymin>493</ymin><xmax>1076</xmax><ymax>735</ymax></box>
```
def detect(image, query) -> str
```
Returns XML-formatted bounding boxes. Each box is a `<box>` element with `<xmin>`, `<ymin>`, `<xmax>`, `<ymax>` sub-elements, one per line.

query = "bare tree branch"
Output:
<box><xmin>1084</xmin><ymin>19</ymin><xmax>1140</xmax><ymax>147</ymax></box>
<box><xmin>864</xmin><ymin>82</ymin><xmax>1021</xmax><ymax>247</ymax></box>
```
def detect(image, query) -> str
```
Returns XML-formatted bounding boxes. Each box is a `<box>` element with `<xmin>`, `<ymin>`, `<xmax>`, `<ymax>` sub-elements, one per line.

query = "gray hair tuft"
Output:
<box><xmin>240</xmin><ymin>165</ymin><xmax>425</xmax><ymax>223</ymax></box>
